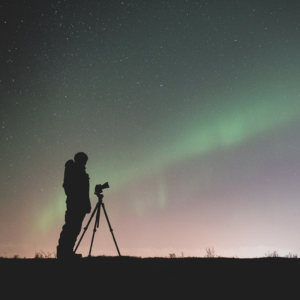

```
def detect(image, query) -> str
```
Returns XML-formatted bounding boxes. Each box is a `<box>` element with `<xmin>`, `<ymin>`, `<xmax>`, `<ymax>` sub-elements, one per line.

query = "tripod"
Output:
<box><xmin>74</xmin><ymin>191</ymin><xmax>121</xmax><ymax>257</ymax></box>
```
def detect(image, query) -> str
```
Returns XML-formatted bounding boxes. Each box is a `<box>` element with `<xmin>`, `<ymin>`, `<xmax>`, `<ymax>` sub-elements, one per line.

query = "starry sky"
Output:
<box><xmin>1</xmin><ymin>0</ymin><xmax>300</xmax><ymax>258</ymax></box>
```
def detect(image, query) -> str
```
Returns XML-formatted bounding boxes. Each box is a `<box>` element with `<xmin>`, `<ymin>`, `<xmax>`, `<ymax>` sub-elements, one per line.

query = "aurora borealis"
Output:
<box><xmin>1</xmin><ymin>0</ymin><xmax>300</xmax><ymax>258</ymax></box>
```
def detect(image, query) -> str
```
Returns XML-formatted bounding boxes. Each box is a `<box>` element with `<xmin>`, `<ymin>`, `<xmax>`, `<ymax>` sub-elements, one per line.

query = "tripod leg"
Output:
<box><xmin>74</xmin><ymin>203</ymin><xmax>99</xmax><ymax>253</ymax></box>
<box><xmin>88</xmin><ymin>203</ymin><xmax>101</xmax><ymax>257</ymax></box>
<box><xmin>101</xmin><ymin>203</ymin><xmax>122</xmax><ymax>257</ymax></box>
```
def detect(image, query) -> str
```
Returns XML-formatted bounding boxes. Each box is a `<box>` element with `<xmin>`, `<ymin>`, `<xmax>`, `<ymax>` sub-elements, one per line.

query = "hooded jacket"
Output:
<box><xmin>63</xmin><ymin>159</ymin><xmax>91</xmax><ymax>212</ymax></box>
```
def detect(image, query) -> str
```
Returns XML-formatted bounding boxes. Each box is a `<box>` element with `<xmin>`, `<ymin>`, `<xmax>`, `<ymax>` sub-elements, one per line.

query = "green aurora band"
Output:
<box><xmin>36</xmin><ymin>87</ymin><xmax>300</xmax><ymax>231</ymax></box>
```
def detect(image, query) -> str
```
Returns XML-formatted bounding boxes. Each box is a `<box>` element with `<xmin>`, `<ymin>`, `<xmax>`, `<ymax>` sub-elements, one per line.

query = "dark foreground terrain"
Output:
<box><xmin>1</xmin><ymin>256</ymin><xmax>299</xmax><ymax>299</ymax></box>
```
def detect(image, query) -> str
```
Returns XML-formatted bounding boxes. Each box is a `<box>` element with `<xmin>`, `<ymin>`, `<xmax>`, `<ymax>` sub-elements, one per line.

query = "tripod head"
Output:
<box><xmin>94</xmin><ymin>182</ymin><xmax>109</xmax><ymax>196</ymax></box>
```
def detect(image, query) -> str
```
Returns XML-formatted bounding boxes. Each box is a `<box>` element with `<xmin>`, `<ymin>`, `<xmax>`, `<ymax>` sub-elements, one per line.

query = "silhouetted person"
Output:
<box><xmin>57</xmin><ymin>152</ymin><xmax>91</xmax><ymax>259</ymax></box>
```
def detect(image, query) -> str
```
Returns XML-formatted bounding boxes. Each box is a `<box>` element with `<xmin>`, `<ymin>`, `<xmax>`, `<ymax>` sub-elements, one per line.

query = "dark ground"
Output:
<box><xmin>1</xmin><ymin>256</ymin><xmax>299</xmax><ymax>299</ymax></box>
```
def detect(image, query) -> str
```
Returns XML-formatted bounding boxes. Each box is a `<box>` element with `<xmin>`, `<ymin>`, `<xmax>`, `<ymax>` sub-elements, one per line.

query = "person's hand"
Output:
<box><xmin>86</xmin><ymin>205</ymin><xmax>91</xmax><ymax>214</ymax></box>
<box><xmin>86</xmin><ymin>199</ymin><xmax>92</xmax><ymax>214</ymax></box>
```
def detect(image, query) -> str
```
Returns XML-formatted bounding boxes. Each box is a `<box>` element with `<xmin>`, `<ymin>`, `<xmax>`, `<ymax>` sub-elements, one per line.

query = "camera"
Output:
<box><xmin>94</xmin><ymin>182</ymin><xmax>109</xmax><ymax>194</ymax></box>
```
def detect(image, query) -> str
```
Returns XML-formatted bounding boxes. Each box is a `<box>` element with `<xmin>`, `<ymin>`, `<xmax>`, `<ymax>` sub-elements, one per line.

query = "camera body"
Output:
<box><xmin>94</xmin><ymin>182</ymin><xmax>109</xmax><ymax>194</ymax></box>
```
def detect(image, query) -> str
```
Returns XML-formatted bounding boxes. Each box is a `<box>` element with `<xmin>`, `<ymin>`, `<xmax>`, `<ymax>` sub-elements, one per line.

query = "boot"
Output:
<box><xmin>57</xmin><ymin>245</ymin><xmax>82</xmax><ymax>259</ymax></box>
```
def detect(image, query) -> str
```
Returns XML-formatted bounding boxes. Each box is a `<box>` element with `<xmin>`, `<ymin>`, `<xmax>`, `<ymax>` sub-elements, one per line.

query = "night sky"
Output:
<box><xmin>1</xmin><ymin>0</ymin><xmax>300</xmax><ymax>258</ymax></box>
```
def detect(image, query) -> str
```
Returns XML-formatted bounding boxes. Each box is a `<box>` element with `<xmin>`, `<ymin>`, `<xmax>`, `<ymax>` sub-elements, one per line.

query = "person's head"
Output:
<box><xmin>74</xmin><ymin>152</ymin><xmax>88</xmax><ymax>166</ymax></box>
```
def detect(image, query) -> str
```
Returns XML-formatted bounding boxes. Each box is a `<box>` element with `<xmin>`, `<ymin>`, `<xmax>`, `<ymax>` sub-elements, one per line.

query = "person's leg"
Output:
<box><xmin>70</xmin><ymin>209</ymin><xmax>86</xmax><ymax>250</ymax></box>
<box><xmin>57</xmin><ymin>207</ymin><xmax>86</xmax><ymax>258</ymax></box>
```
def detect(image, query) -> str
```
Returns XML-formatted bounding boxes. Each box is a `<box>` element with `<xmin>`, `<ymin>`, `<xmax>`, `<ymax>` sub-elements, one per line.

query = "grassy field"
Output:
<box><xmin>1</xmin><ymin>256</ymin><xmax>299</xmax><ymax>298</ymax></box>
